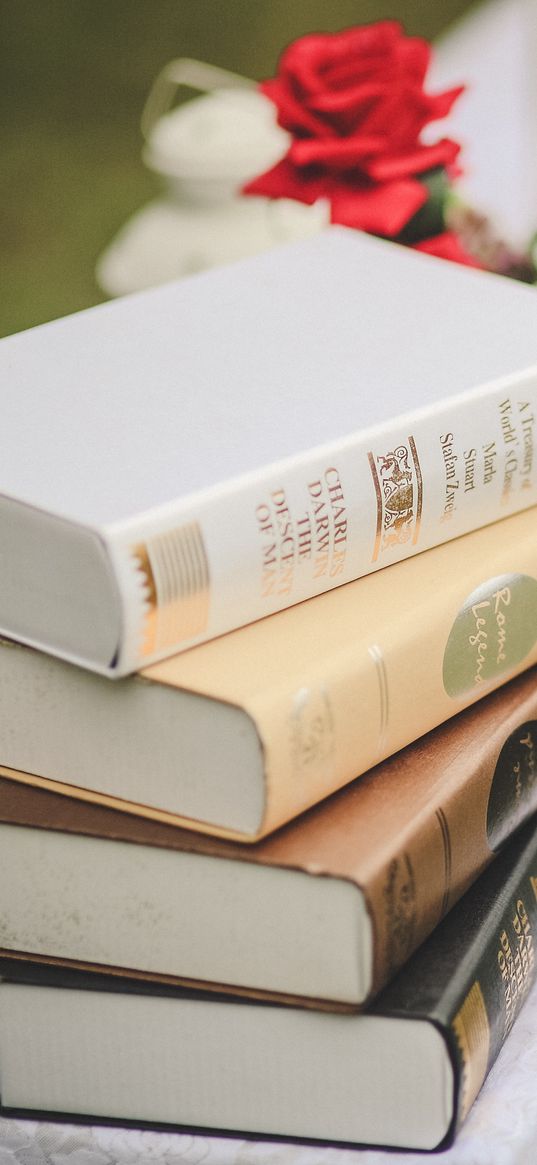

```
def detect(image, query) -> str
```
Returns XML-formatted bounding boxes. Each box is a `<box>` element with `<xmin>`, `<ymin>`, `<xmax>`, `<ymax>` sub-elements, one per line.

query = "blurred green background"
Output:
<box><xmin>0</xmin><ymin>0</ymin><xmax>474</xmax><ymax>338</ymax></box>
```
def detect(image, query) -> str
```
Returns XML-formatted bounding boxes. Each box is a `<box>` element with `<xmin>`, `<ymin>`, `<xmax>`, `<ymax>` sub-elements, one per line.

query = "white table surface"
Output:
<box><xmin>1</xmin><ymin>977</ymin><xmax>536</xmax><ymax>1165</ymax></box>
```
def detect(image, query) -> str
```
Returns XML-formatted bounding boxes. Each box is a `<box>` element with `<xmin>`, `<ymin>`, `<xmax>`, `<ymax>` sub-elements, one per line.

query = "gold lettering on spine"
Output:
<box><xmin>451</xmin><ymin>980</ymin><xmax>490</xmax><ymax>1119</ymax></box>
<box><xmin>133</xmin><ymin>522</ymin><xmax>210</xmax><ymax>658</ymax></box>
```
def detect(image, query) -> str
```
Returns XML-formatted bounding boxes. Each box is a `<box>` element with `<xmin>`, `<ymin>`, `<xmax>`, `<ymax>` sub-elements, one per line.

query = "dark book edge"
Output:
<box><xmin>0</xmin><ymin>1106</ymin><xmax>441</xmax><ymax>1155</ymax></box>
<box><xmin>377</xmin><ymin>815</ymin><xmax>537</xmax><ymax>1140</ymax></box>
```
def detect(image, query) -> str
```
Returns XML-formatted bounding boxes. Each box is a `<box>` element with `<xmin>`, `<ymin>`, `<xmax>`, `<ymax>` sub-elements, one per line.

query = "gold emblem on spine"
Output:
<box><xmin>133</xmin><ymin>522</ymin><xmax>210</xmax><ymax>658</ymax></box>
<box><xmin>368</xmin><ymin>437</ymin><xmax>423</xmax><ymax>562</ymax></box>
<box><xmin>451</xmin><ymin>979</ymin><xmax>490</xmax><ymax>1119</ymax></box>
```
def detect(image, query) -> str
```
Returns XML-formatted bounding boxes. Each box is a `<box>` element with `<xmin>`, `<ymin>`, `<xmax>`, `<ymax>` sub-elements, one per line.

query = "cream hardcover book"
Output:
<box><xmin>2</xmin><ymin>507</ymin><xmax>537</xmax><ymax>840</ymax></box>
<box><xmin>1</xmin><ymin>229</ymin><xmax>537</xmax><ymax>675</ymax></box>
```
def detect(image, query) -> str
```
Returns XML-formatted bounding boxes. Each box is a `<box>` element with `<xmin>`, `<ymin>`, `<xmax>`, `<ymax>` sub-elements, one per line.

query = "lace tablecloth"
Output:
<box><xmin>1</xmin><ymin>978</ymin><xmax>536</xmax><ymax>1165</ymax></box>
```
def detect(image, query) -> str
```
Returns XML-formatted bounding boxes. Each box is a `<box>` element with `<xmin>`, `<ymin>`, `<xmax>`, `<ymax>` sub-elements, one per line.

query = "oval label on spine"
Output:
<box><xmin>487</xmin><ymin>721</ymin><xmax>537</xmax><ymax>852</ymax></box>
<box><xmin>443</xmin><ymin>573</ymin><xmax>537</xmax><ymax>698</ymax></box>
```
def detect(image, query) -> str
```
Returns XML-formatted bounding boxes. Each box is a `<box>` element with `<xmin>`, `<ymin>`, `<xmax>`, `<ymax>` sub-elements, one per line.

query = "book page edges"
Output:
<box><xmin>0</xmin><ymin>766</ymin><xmax>264</xmax><ymax>843</ymax></box>
<box><xmin>0</xmin><ymin>949</ymin><xmax>358</xmax><ymax>1013</ymax></box>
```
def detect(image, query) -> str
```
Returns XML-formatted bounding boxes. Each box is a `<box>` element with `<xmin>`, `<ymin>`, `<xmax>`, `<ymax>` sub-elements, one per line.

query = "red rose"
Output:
<box><xmin>413</xmin><ymin>232</ymin><xmax>483</xmax><ymax>268</ymax></box>
<box><xmin>244</xmin><ymin>22</ymin><xmax>463</xmax><ymax>238</ymax></box>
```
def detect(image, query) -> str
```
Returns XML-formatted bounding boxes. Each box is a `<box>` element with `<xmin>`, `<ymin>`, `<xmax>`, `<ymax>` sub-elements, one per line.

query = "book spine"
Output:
<box><xmin>376</xmin><ymin>820</ymin><xmax>537</xmax><ymax>1147</ymax></box>
<box><xmin>250</xmin><ymin>507</ymin><xmax>537</xmax><ymax>837</ymax></box>
<box><xmin>447</xmin><ymin>827</ymin><xmax>537</xmax><ymax>1138</ymax></box>
<box><xmin>366</xmin><ymin>690</ymin><xmax>537</xmax><ymax>997</ymax></box>
<box><xmin>110</xmin><ymin>370</ymin><xmax>537</xmax><ymax>673</ymax></box>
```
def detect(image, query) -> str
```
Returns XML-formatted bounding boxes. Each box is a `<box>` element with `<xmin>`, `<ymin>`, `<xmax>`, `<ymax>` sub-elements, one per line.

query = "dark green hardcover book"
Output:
<box><xmin>1</xmin><ymin>816</ymin><xmax>536</xmax><ymax>1151</ymax></box>
<box><xmin>376</xmin><ymin>809</ymin><xmax>537</xmax><ymax>1144</ymax></box>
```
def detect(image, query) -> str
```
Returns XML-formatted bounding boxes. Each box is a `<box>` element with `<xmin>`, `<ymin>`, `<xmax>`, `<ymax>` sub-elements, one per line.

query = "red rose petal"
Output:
<box><xmin>414</xmin><ymin>232</ymin><xmax>483</xmax><ymax>267</ymax></box>
<box><xmin>259</xmin><ymin>77</ymin><xmax>324</xmax><ymax>137</ymax></box>
<box><xmin>357</xmin><ymin>88</ymin><xmax>425</xmax><ymax>143</ymax></box>
<box><xmin>291</xmin><ymin>135</ymin><xmax>384</xmax><ymax>169</ymax></box>
<box><xmin>309</xmin><ymin>86</ymin><xmax>386</xmax><ymax>138</ymax></box>
<box><xmin>243</xmin><ymin>157</ymin><xmax>329</xmax><ymax>204</ymax></box>
<box><xmin>331</xmin><ymin>176</ymin><xmax>428</xmax><ymax>235</ymax></box>
<box><xmin>424</xmin><ymin>84</ymin><xmax>466</xmax><ymax>122</ymax></box>
<box><xmin>322</xmin><ymin>56</ymin><xmax>383</xmax><ymax>90</ymax></box>
<box><xmin>368</xmin><ymin>138</ymin><xmax>460</xmax><ymax>180</ymax></box>
<box><xmin>395</xmin><ymin>36</ymin><xmax>431</xmax><ymax>84</ymax></box>
<box><xmin>335</xmin><ymin>21</ymin><xmax>402</xmax><ymax>58</ymax></box>
<box><xmin>309</xmin><ymin>80</ymin><xmax>385</xmax><ymax>118</ymax></box>
<box><xmin>278</xmin><ymin>22</ymin><xmax>402</xmax><ymax>97</ymax></box>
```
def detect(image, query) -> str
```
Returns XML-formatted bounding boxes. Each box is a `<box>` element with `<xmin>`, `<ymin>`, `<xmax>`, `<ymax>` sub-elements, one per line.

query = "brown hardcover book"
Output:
<box><xmin>2</xmin><ymin>668</ymin><xmax>537</xmax><ymax>1007</ymax></box>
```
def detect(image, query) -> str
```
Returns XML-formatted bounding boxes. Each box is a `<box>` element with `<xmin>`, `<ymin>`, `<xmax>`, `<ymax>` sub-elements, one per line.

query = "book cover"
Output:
<box><xmin>1</xmin><ymin>817</ymin><xmax>536</xmax><ymax>1150</ymax></box>
<box><xmin>3</xmin><ymin>506</ymin><xmax>537</xmax><ymax>839</ymax></box>
<box><xmin>1</xmin><ymin>228</ymin><xmax>537</xmax><ymax>675</ymax></box>
<box><xmin>378</xmin><ymin>811</ymin><xmax>537</xmax><ymax>1142</ymax></box>
<box><xmin>1</xmin><ymin>667</ymin><xmax>537</xmax><ymax>1005</ymax></box>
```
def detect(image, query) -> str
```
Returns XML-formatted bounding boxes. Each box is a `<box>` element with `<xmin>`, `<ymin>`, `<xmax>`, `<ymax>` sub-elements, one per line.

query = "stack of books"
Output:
<box><xmin>1</xmin><ymin>227</ymin><xmax>537</xmax><ymax>1153</ymax></box>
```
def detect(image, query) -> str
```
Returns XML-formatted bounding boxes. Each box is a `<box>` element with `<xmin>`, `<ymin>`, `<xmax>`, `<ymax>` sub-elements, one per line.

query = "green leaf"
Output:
<box><xmin>397</xmin><ymin>167</ymin><xmax>451</xmax><ymax>244</ymax></box>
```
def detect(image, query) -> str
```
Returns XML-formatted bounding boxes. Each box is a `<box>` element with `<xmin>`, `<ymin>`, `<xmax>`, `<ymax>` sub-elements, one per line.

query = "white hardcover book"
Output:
<box><xmin>2</xmin><ymin>227</ymin><xmax>537</xmax><ymax>676</ymax></box>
